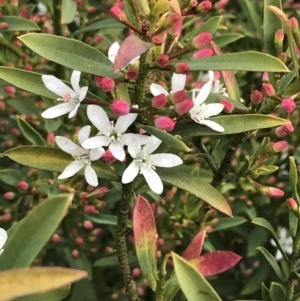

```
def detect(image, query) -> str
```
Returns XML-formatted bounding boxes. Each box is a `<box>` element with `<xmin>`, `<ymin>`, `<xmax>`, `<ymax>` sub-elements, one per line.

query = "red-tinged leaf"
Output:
<box><xmin>182</xmin><ymin>230</ymin><xmax>206</xmax><ymax>261</ymax></box>
<box><xmin>113</xmin><ymin>35</ymin><xmax>151</xmax><ymax>72</ymax></box>
<box><xmin>133</xmin><ymin>195</ymin><xmax>158</xmax><ymax>291</ymax></box>
<box><xmin>190</xmin><ymin>251</ymin><xmax>242</xmax><ymax>277</ymax></box>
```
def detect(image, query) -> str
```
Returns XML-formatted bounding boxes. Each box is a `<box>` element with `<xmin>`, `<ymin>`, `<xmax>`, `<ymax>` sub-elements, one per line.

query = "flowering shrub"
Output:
<box><xmin>0</xmin><ymin>0</ymin><xmax>300</xmax><ymax>301</ymax></box>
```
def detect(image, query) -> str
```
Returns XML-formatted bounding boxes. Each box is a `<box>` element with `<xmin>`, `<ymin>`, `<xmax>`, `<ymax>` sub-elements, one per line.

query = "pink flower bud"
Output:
<box><xmin>220</xmin><ymin>99</ymin><xmax>234</xmax><ymax>113</ymax></box>
<box><xmin>174</xmin><ymin>62</ymin><xmax>190</xmax><ymax>74</ymax></box>
<box><xmin>95</xmin><ymin>186</ymin><xmax>109</xmax><ymax>196</ymax></box>
<box><xmin>289</xmin><ymin>17</ymin><xmax>298</xmax><ymax>31</ymax></box>
<box><xmin>3</xmin><ymin>192</ymin><xmax>14</xmax><ymax>200</ymax></box>
<box><xmin>0</xmin><ymin>100</ymin><xmax>5</xmax><ymax>111</ymax></box>
<box><xmin>250</xmin><ymin>90</ymin><xmax>262</xmax><ymax>104</ymax></box>
<box><xmin>152</xmin><ymin>94</ymin><xmax>168</xmax><ymax>108</ymax></box>
<box><xmin>2</xmin><ymin>213</ymin><xmax>11</xmax><ymax>222</ymax></box>
<box><xmin>170</xmin><ymin>90</ymin><xmax>187</xmax><ymax>104</ymax></box>
<box><xmin>132</xmin><ymin>268</ymin><xmax>141</xmax><ymax>277</ymax></box>
<box><xmin>93</xmin><ymin>228</ymin><xmax>103</xmax><ymax>235</ymax></box>
<box><xmin>127</xmin><ymin>68</ymin><xmax>139</xmax><ymax>80</ymax></box>
<box><xmin>75</xmin><ymin>237</ymin><xmax>84</xmax><ymax>245</ymax></box>
<box><xmin>155</xmin><ymin>116</ymin><xmax>176</xmax><ymax>131</ymax></box>
<box><xmin>110</xmin><ymin>100</ymin><xmax>130</xmax><ymax>116</ymax></box>
<box><xmin>168</xmin><ymin>13</ymin><xmax>183</xmax><ymax>36</ymax></box>
<box><xmin>10</xmin><ymin>128</ymin><xmax>20</xmax><ymax>136</ymax></box>
<box><xmin>287</xmin><ymin>198</ymin><xmax>298</xmax><ymax>210</ymax></box>
<box><xmin>95</xmin><ymin>34</ymin><xmax>104</xmax><ymax>44</ymax></box>
<box><xmin>47</xmin><ymin>132</ymin><xmax>55</xmax><ymax>146</ymax></box>
<box><xmin>4</xmin><ymin>85</ymin><xmax>16</xmax><ymax>96</ymax></box>
<box><xmin>52</xmin><ymin>234</ymin><xmax>61</xmax><ymax>243</ymax></box>
<box><xmin>0</xmin><ymin>22</ymin><xmax>8</xmax><ymax>29</ymax></box>
<box><xmin>193</xmin><ymin>32</ymin><xmax>213</xmax><ymax>49</ymax></box>
<box><xmin>152</xmin><ymin>35</ymin><xmax>164</xmax><ymax>45</ymax></box>
<box><xmin>281</xmin><ymin>98</ymin><xmax>296</xmax><ymax>113</ymax></box>
<box><xmin>17</xmin><ymin>180</ymin><xmax>29</xmax><ymax>191</ymax></box>
<box><xmin>262</xmin><ymin>72</ymin><xmax>269</xmax><ymax>82</ymax></box>
<box><xmin>110</xmin><ymin>6</ymin><xmax>127</xmax><ymax>21</ymax></box>
<box><xmin>272</xmin><ymin>141</ymin><xmax>287</xmax><ymax>152</ymax></box>
<box><xmin>262</xmin><ymin>83</ymin><xmax>275</xmax><ymax>97</ymax></box>
<box><xmin>175</xmin><ymin>99</ymin><xmax>194</xmax><ymax>115</ymax></box>
<box><xmin>263</xmin><ymin>187</ymin><xmax>284</xmax><ymax>198</ymax></box>
<box><xmin>88</xmin><ymin>6</ymin><xmax>96</xmax><ymax>13</ymax></box>
<box><xmin>85</xmin><ymin>205</ymin><xmax>97</xmax><ymax>214</ymax></box>
<box><xmin>275</xmin><ymin>123</ymin><xmax>294</xmax><ymax>137</ymax></box>
<box><xmin>197</xmin><ymin>0</ymin><xmax>212</xmax><ymax>11</ymax></box>
<box><xmin>156</xmin><ymin>54</ymin><xmax>169</xmax><ymax>67</ymax></box>
<box><xmin>193</xmin><ymin>48</ymin><xmax>213</xmax><ymax>58</ymax></box>
<box><xmin>84</xmin><ymin>220</ymin><xmax>93</xmax><ymax>229</ymax></box>
<box><xmin>275</xmin><ymin>29</ymin><xmax>284</xmax><ymax>46</ymax></box>
<box><xmin>157</xmin><ymin>238</ymin><xmax>165</xmax><ymax>246</ymax></box>
<box><xmin>95</xmin><ymin>76</ymin><xmax>115</xmax><ymax>92</ymax></box>
<box><xmin>103</xmin><ymin>149</ymin><xmax>117</xmax><ymax>163</ymax></box>
<box><xmin>72</xmin><ymin>249</ymin><xmax>79</xmax><ymax>258</ymax></box>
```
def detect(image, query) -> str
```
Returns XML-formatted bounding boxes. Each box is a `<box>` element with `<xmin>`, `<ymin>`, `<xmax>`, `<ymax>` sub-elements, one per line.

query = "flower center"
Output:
<box><xmin>191</xmin><ymin>103</ymin><xmax>210</xmax><ymax>121</ymax></box>
<box><xmin>73</xmin><ymin>149</ymin><xmax>90</xmax><ymax>163</ymax></box>
<box><xmin>135</xmin><ymin>149</ymin><xmax>154</xmax><ymax>169</ymax></box>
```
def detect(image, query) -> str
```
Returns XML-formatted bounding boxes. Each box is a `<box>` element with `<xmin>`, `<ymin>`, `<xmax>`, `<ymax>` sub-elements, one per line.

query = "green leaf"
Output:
<box><xmin>0</xmin><ymin>267</ymin><xmax>86</xmax><ymax>301</ymax></box>
<box><xmin>61</xmin><ymin>0</ymin><xmax>77</xmax><ymax>24</ymax></box>
<box><xmin>0</xmin><ymin>16</ymin><xmax>40</xmax><ymax>32</ymax></box>
<box><xmin>278</xmin><ymin>70</ymin><xmax>296</xmax><ymax>96</ymax></box>
<box><xmin>289</xmin><ymin>156</ymin><xmax>300</xmax><ymax>205</ymax></box>
<box><xmin>262</xmin><ymin>282</ymin><xmax>272</xmax><ymax>301</ymax></box>
<box><xmin>252</xmin><ymin>217</ymin><xmax>289</xmax><ymax>262</ymax></box>
<box><xmin>269</xmin><ymin>282</ymin><xmax>286</xmax><ymax>301</ymax></box>
<box><xmin>158</xmin><ymin>169</ymin><xmax>232</xmax><ymax>216</ymax></box>
<box><xmin>0</xmin><ymin>168</ymin><xmax>23</xmax><ymax>187</ymax></box>
<box><xmin>0</xmin><ymin>194</ymin><xmax>72</xmax><ymax>270</ymax></box>
<box><xmin>17</xmin><ymin>286</ymin><xmax>70</xmax><ymax>301</ymax></box>
<box><xmin>186</xmin><ymin>52</ymin><xmax>289</xmax><ymax>72</ymax></box>
<box><xmin>133</xmin><ymin>195</ymin><xmax>158</xmax><ymax>291</ymax></box>
<box><xmin>83</xmin><ymin>213</ymin><xmax>132</xmax><ymax>227</ymax></box>
<box><xmin>7</xmin><ymin>98</ymin><xmax>40</xmax><ymax>115</ymax></box>
<box><xmin>2</xmin><ymin>146</ymin><xmax>118</xmax><ymax>181</ymax></box>
<box><xmin>17</xmin><ymin>117</ymin><xmax>46</xmax><ymax>146</ymax></box>
<box><xmin>243</xmin><ymin>0</ymin><xmax>263</xmax><ymax>40</ymax></box>
<box><xmin>173</xmin><ymin>115</ymin><xmax>288</xmax><ymax>136</ymax></box>
<box><xmin>213</xmin><ymin>217</ymin><xmax>247</xmax><ymax>231</ymax></box>
<box><xmin>18</xmin><ymin>33</ymin><xmax>121</xmax><ymax>78</ymax></box>
<box><xmin>289</xmin><ymin>211</ymin><xmax>298</xmax><ymax>238</ymax></box>
<box><xmin>257</xmin><ymin>247</ymin><xmax>286</xmax><ymax>282</ymax></box>
<box><xmin>136</xmin><ymin>124</ymin><xmax>191</xmax><ymax>152</ymax></box>
<box><xmin>172</xmin><ymin>252</ymin><xmax>222</xmax><ymax>301</ymax></box>
<box><xmin>214</xmin><ymin>34</ymin><xmax>244</xmax><ymax>48</ymax></box>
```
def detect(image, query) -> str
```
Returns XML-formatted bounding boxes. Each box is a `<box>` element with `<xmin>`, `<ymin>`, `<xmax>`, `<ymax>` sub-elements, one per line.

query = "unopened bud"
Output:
<box><xmin>174</xmin><ymin>62</ymin><xmax>190</xmax><ymax>74</ymax></box>
<box><xmin>250</xmin><ymin>90</ymin><xmax>262</xmax><ymax>104</ymax></box>
<box><xmin>72</xmin><ymin>249</ymin><xmax>79</xmax><ymax>258</ymax></box>
<box><xmin>93</xmin><ymin>228</ymin><xmax>103</xmax><ymax>235</ymax></box>
<box><xmin>281</xmin><ymin>98</ymin><xmax>296</xmax><ymax>113</ymax></box>
<box><xmin>274</xmin><ymin>29</ymin><xmax>284</xmax><ymax>54</ymax></box>
<box><xmin>110</xmin><ymin>6</ymin><xmax>127</xmax><ymax>21</ymax></box>
<box><xmin>193</xmin><ymin>32</ymin><xmax>213</xmax><ymax>49</ymax></box>
<box><xmin>1</xmin><ymin>213</ymin><xmax>11</xmax><ymax>222</ymax></box>
<box><xmin>127</xmin><ymin>67</ymin><xmax>139</xmax><ymax>80</ymax></box>
<box><xmin>275</xmin><ymin>123</ymin><xmax>294</xmax><ymax>137</ymax></box>
<box><xmin>103</xmin><ymin>149</ymin><xmax>117</xmax><ymax>163</ymax></box>
<box><xmin>85</xmin><ymin>205</ymin><xmax>97</xmax><ymax>214</ymax></box>
<box><xmin>193</xmin><ymin>48</ymin><xmax>213</xmax><ymax>58</ymax></box>
<box><xmin>170</xmin><ymin>90</ymin><xmax>187</xmax><ymax>104</ymax></box>
<box><xmin>152</xmin><ymin>94</ymin><xmax>168</xmax><ymax>108</ymax></box>
<box><xmin>0</xmin><ymin>22</ymin><xmax>8</xmax><ymax>29</ymax></box>
<box><xmin>262</xmin><ymin>83</ymin><xmax>275</xmax><ymax>97</ymax></box>
<box><xmin>3</xmin><ymin>192</ymin><xmax>14</xmax><ymax>200</ymax></box>
<box><xmin>110</xmin><ymin>100</ymin><xmax>130</xmax><ymax>116</ymax></box>
<box><xmin>262</xmin><ymin>72</ymin><xmax>269</xmax><ymax>83</ymax></box>
<box><xmin>272</xmin><ymin>141</ymin><xmax>287</xmax><ymax>152</ymax></box>
<box><xmin>157</xmin><ymin>238</ymin><xmax>165</xmax><ymax>246</ymax></box>
<box><xmin>168</xmin><ymin>13</ymin><xmax>183</xmax><ymax>37</ymax></box>
<box><xmin>18</xmin><ymin>180</ymin><xmax>29</xmax><ymax>191</ymax></box>
<box><xmin>52</xmin><ymin>234</ymin><xmax>61</xmax><ymax>243</ymax></box>
<box><xmin>175</xmin><ymin>99</ymin><xmax>194</xmax><ymax>115</ymax></box>
<box><xmin>156</xmin><ymin>54</ymin><xmax>169</xmax><ymax>67</ymax></box>
<box><xmin>220</xmin><ymin>99</ymin><xmax>234</xmax><ymax>113</ymax></box>
<box><xmin>155</xmin><ymin>116</ymin><xmax>176</xmax><ymax>131</ymax></box>
<box><xmin>95</xmin><ymin>76</ymin><xmax>115</xmax><ymax>92</ymax></box>
<box><xmin>263</xmin><ymin>187</ymin><xmax>284</xmax><ymax>198</ymax></box>
<box><xmin>289</xmin><ymin>17</ymin><xmax>299</xmax><ymax>33</ymax></box>
<box><xmin>75</xmin><ymin>237</ymin><xmax>84</xmax><ymax>245</ymax></box>
<box><xmin>132</xmin><ymin>268</ymin><xmax>141</xmax><ymax>277</ymax></box>
<box><xmin>287</xmin><ymin>198</ymin><xmax>298</xmax><ymax>211</ymax></box>
<box><xmin>88</xmin><ymin>6</ymin><xmax>96</xmax><ymax>13</ymax></box>
<box><xmin>152</xmin><ymin>35</ymin><xmax>164</xmax><ymax>45</ymax></box>
<box><xmin>84</xmin><ymin>220</ymin><xmax>93</xmax><ymax>229</ymax></box>
<box><xmin>197</xmin><ymin>1</ymin><xmax>212</xmax><ymax>12</ymax></box>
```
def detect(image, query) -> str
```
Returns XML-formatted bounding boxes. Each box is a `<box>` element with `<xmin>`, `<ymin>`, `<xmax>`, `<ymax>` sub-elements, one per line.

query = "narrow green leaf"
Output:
<box><xmin>17</xmin><ymin>286</ymin><xmax>70</xmax><ymax>301</ymax></box>
<box><xmin>243</xmin><ymin>0</ymin><xmax>263</xmax><ymax>39</ymax></box>
<box><xmin>2</xmin><ymin>146</ymin><xmax>118</xmax><ymax>181</ymax></box>
<box><xmin>136</xmin><ymin>124</ymin><xmax>191</xmax><ymax>152</ymax></box>
<box><xmin>186</xmin><ymin>52</ymin><xmax>289</xmax><ymax>72</ymax></box>
<box><xmin>0</xmin><ymin>267</ymin><xmax>86</xmax><ymax>301</ymax></box>
<box><xmin>133</xmin><ymin>195</ymin><xmax>158</xmax><ymax>291</ymax></box>
<box><xmin>123</xmin><ymin>0</ymin><xmax>138</xmax><ymax>26</ymax></box>
<box><xmin>289</xmin><ymin>211</ymin><xmax>298</xmax><ymax>238</ymax></box>
<box><xmin>61</xmin><ymin>0</ymin><xmax>77</xmax><ymax>24</ymax></box>
<box><xmin>83</xmin><ymin>213</ymin><xmax>132</xmax><ymax>227</ymax></box>
<box><xmin>173</xmin><ymin>115</ymin><xmax>288</xmax><ymax>136</ymax></box>
<box><xmin>252</xmin><ymin>217</ymin><xmax>289</xmax><ymax>262</ymax></box>
<box><xmin>172</xmin><ymin>252</ymin><xmax>222</xmax><ymax>301</ymax></box>
<box><xmin>7</xmin><ymin>98</ymin><xmax>41</xmax><ymax>115</ymax></box>
<box><xmin>262</xmin><ymin>282</ymin><xmax>272</xmax><ymax>301</ymax></box>
<box><xmin>257</xmin><ymin>247</ymin><xmax>286</xmax><ymax>282</ymax></box>
<box><xmin>0</xmin><ymin>16</ymin><xmax>40</xmax><ymax>31</ymax></box>
<box><xmin>17</xmin><ymin>117</ymin><xmax>46</xmax><ymax>146</ymax></box>
<box><xmin>18</xmin><ymin>33</ymin><xmax>121</xmax><ymax>78</ymax></box>
<box><xmin>158</xmin><ymin>169</ymin><xmax>232</xmax><ymax>216</ymax></box>
<box><xmin>214</xmin><ymin>34</ymin><xmax>244</xmax><ymax>48</ymax></box>
<box><xmin>278</xmin><ymin>70</ymin><xmax>296</xmax><ymax>95</ymax></box>
<box><xmin>289</xmin><ymin>156</ymin><xmax>300</xmax><ymax>205</ymax></box>
<box><xmin>213</xmin><ymin>217</ymin><xmax>247</xmax><ymax>231</ymax></box>
<box><xmin>0</xmin><ymin>194</ymin><xmax>73</xmax><ymax>270</ymax></box>
<box><xmin>269</xmin><ymin>282</ymin><xmax>286</xmax><ymax>301</ymax></box>
<box><xmin>0</xmin><ymin>168</ymin><xmax>23</xmax><ymax>186</ymax></box>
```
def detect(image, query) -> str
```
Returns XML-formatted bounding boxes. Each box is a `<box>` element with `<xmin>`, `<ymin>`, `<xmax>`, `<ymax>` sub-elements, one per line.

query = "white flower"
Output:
<box><xmin>108</xmin><ymin>42</ymin><xmax>140</xmax><ymax>66</ymax></box>
<box><xmin>122</xmin><ymin>136</ymin><xmax>183</xmax><ymax>194</ymax></box>
<box><xmin>150</xmin><ymin>73</ymin><xmax>186</xmax><ymax>96</ymax></box>
<box><xmin>189</xmin><ymin>79</ymin><xmax>225</xmax><ymax>133</ymax></box>
<box><xmin>55</xmin><ymin>126</ymin><xmax>104</xmax><ymax>187</ymax></box>
<box><xmin>41</xmin><ymin>70</ymin><xmax>88</xmax><ymax>119</ymax></box>
<box><xmin>271</xmin><ymin>228</ymin><xmax>293</xmax><ymax>260</ymax></box>
<box><xmin>0</xmin><ymin>227</ymin><xmax>7</xmax><ymax>255</ymax></box>
<box><xmin>82</xmin><ymin>105</ymin><xmax>150</xmax><ymax>162</ymax></box>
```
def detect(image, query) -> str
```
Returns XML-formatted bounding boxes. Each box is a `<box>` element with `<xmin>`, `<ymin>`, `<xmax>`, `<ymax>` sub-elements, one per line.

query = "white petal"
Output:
<box><xmin>279</xmin><ymin>228</ymin><xmax>288</xmax><ymax>240</ymax></box>
<box><xmin>270</xmin><ymin>239</ymin><xmax>276</xmax><ymax>247</ymax></box>
<box><xmin>79</xmin><ymin>86</ymin><xmax>88</xmax><ymax>101</ymax></box>
<box><xmin>208</xmin><ymin>71</ymin><xmax>214</xmax><ymax>82</ymax></box>
<box><xmin>152</xmin><ymin>154</ymin><xmax>183</xmax><ymax>167</ymax></box>
<box><xmin>150</xmin><ymin>83</ymin><xmax>169</xmax><ymax>96</ymax></box>
<box><xmin>90</xmin><ymin>147</ymin><xmax>105</xmax><ymax>161</ymax></box>
<box><xmin>200</xmin><ymin>119</ymin><xmax>225</xmax><ymax>132</ymax></box>
<box><xmin>115</xmin><ymin>113</ymin><xmax>137</xmax><ymax>133</ymax></box>
<box><xmin>285</xmin><ymin>245</ymin><xmax>293</xmax><ymax>254</ymax></box>
<box><xmin>275</xmin><ymin>250</ymin><xmax>283</xmax><ymax>260</ymax></box>
<box><xmin>108</xmin><ymin>42</ymin><xmax>120</xmax><ymax>63</ymax></box>
<box><xmin>68</xmin><ymin>103</ymin><xmax>80</xmax><ymax>118</ymax></box>
<box><xmin>121</xmin><ymin>133</ymin><xmax>151</xmax><ymax>146</ymax></box>
<box><xmin>0</xmin><ymin>228</ymin><xmax>7</xmax><ymax>250</ymax></box>
<box><xmin>109</xmin><ymin>142</ymin><xmax>125</xmax><ymax>161</ymax></box>
<box><xmin>171</xmin><ymin>73</ymin><xmax>186</xmax><ymax>92</ymax></box>
<box><xmin>85</xmin><ymin>163</ymin><xmax>98</xmax><ymax>186</ymax></box>
<box><xmin>58</xmin><ymin>161</ymin><xmax>85</xmax><ymax>179</ymax></box>
<box><xmin>122</xmin><ymin>161</ymin><xmax>139</xmax><ymax>183</ymax></box>
<box><xmin>55</xmin><ymin>136</ymin><xmax>83</xmax><ymax>155</ymax></box>
<box><xmin>82</xmin><ymin>136</ymin><xmax>110</xmax><ymax>149</ymax></box>
<box><xmin>70</xmin><ymin>70</ymin><xmax>81</xmax><ymax>93</ymax></box>
<box><xmin>194</xmin><ymin>81</ymin><xmax>212</xmax><ymax>106</ymax></box>
<box><xmin>141</xmin><ymin>166</ymin><xmax>163</xmax><ymax>194</ymax></box>
<box><xmin>205</xmin><ymin>103</ymin><xmax>225</xmax><ymax>117</ymax></box>
<box><xmin>144</xmin><ymin>136</ymin><xmax>162</xmax><ymax>155</ymax></box>
<box><xmin>87</xmin><ymin>105</ymin><xmax>112</xmax><ymax>133</ymax></box>
<box><xmin>128</xmin><ymin>143</ymin><xmax>142</xmax><ymax>158</ymax></box>
<box><xmin>42</xmin><ymin>75</ymin><xmax>74</xmax><ymax>97</ymax></box>
<box><xmin>78</xmin><ymin>125</ymin><xmax>91</xmax><ymax>145</ymax></box>
<box><xmin>41</xmin><ymin>102</ymin><xmax>75</xmax><ymax>119</ymax></box>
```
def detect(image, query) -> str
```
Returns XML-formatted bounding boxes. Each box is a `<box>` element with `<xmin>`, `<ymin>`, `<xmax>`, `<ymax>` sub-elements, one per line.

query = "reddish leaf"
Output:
<box><xmin>190</xmin><ymin>251</ymin><xmax>241</xmax><ymax>277</ymax></box>
<box><xmin>133</xmin><ymin>195</ymin><xmax>158</xmax><ymax>291</ymax></box>
<box><xmin>113</xmin><ymin>36</ymin><xmax>151</xmax><ymax>72</ymax></box>
<box><xmin>182</xmin><ymin>230</ymin><xmax>206</xmax><ymax>261</ymax></box>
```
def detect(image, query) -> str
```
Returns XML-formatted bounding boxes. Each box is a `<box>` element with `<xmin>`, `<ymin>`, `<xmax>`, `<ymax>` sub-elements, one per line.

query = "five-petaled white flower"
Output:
<box><xmin>82</xmin><ymin>105</ymin><xmax>150</xmax><ymax>162</ymax></box>
<box><xmin>0</xmin><ymin>227</ymin><xmax>7</xmax><ymax>256</ymax></box>
<box><xmin>150</xmin><ymin>73</ymin><xmax>186</xmax><ymax>96</ymax></box>
<box><xmin>122</xmin><ymin>136</ymin><xmax>183</xmax><ymax>194</ymax></box>
<box><xmin>270</xmin><ymin>227</ymin><xmax>293</xmax><ymax>260</ymax></box>
<box><xmin>189</xmin><ymin>77</ymin><xmax>225</xmax><ymax>133</ymax></box>
<box><xmin>41</xmin><ymin>70</ymin><xmax>88</xmax><ymax>119</ymax></box>
<box><xmin>55</xmin><ymin>126</ymin><xmax>104</xmax><ymax>187</ymax></box>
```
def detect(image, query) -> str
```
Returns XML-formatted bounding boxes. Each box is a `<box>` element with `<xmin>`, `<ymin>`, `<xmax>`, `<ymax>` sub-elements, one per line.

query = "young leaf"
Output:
<box><xmin>269</xmin><ymin>282</ymin><xmax>286</xmax><ymax>301</ymax></box>
<box><xmin>172</xmin><ymin>252</ymin><xmax>222</xmax><ymax>301</ymax></box>
<box><xmin>133</xmin><ymin>195</ymin><xmax>158</xmax><ymax>291</ymax></box>
<box><xmin>182</xmin><ymin>230</ymin><xmax>206</xmax><ymax>260</ymax></box>
<box><xmin>61</xmin><ymin>0</ymin><xmax>77</xmax><ymax>24</ymax></box>
<box><xmin>0</xmin><ymin>267</ymin><xmax>86</xmax><ymax>301</ymax></box>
